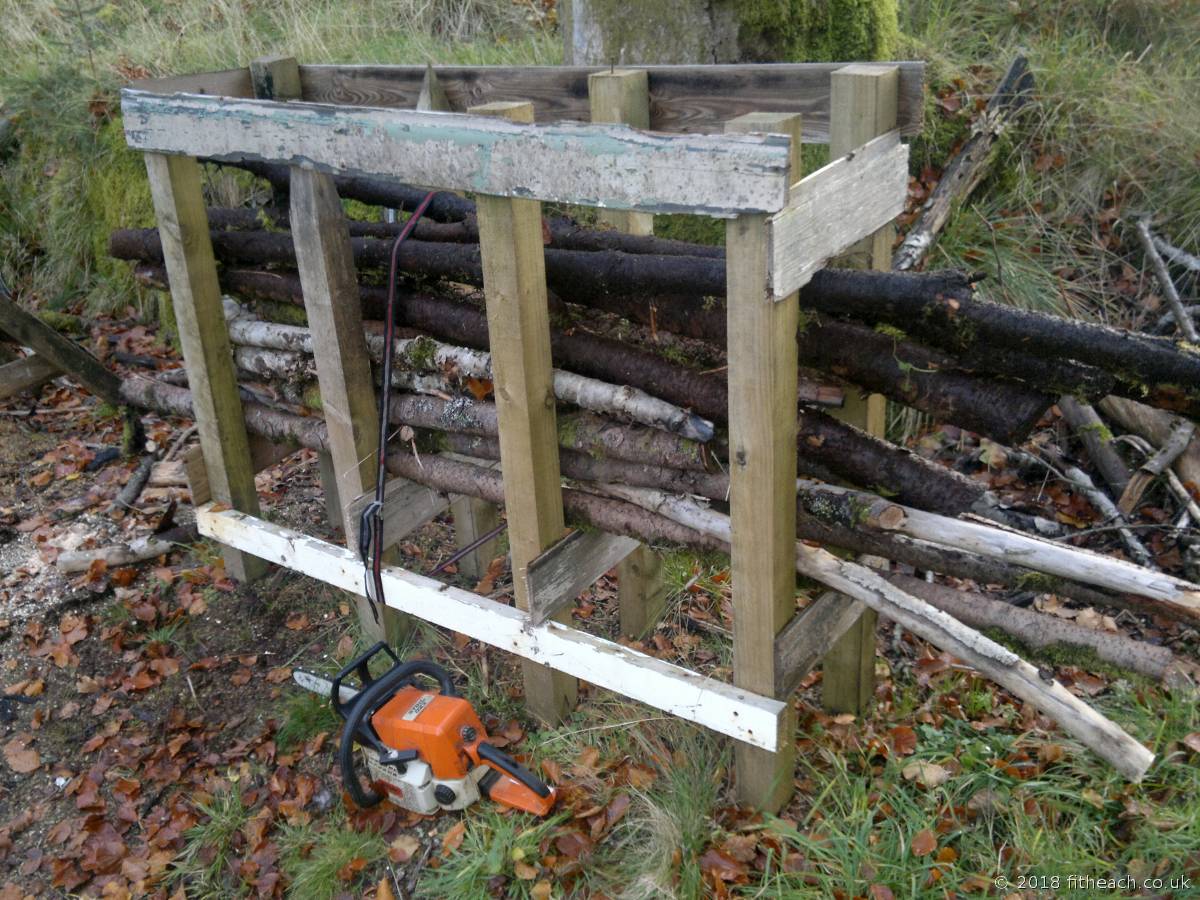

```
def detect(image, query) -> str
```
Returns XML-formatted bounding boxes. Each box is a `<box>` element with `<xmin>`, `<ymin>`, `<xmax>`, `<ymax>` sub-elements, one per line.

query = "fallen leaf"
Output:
<box><xmin>286</xmin><ymin>611</ymin><xmax>310</xmax><ymax>631</ymax></box>
<box><xmin>902</xmin><ymin>761</ymin><xmax>950</xmax><ymax>788</ymax></box>
<box><xmin>442</xmin><ymin>820</ymin><xmax>466</xmax><ymax>856</ymax></box>
<box><xmin>3</xmin><ymin>735</ymin><xmax>40</xmax><ymax>774</ymax></box>
<box><xmin>514</xmin><ymin>861</ymin><xmax>539</xmax><ymax>880</ymax></box>
<box><xmin>266</xmin><ymin>666</ymin><xmax>292</xmax><ymax>684</ymax></box>
<box><xmin>910</xmin><ymin>829</ymin><xmax>937</xmax><ymax>857</ymax></box>
<box><xmin>1181</xmin><ymin>733</ymin><xmax>1200</xmax><ymax>756</ymax></box>
<box><xmin>376</xmin><ymin>878</ymin><xmax>396</xmax><ymax>900</ymax></box>
<box><xmin>889</xmin><ymin>725</ymin><xmax>918</xmax><ymax>756</ymax></box>
<box><xmin>389</xmin><ymin>835</ymin><xmax>420</xmax><ymax>864</ymax></box>
<box><xmin>336</xmin><ymin>856</ymin><xmax>367</xmax><ymax>881</ymax></box>
<box><xmin>531</xmin><ymin>881</ymin><xmax>552</xmax><ymax>900</ymax></box>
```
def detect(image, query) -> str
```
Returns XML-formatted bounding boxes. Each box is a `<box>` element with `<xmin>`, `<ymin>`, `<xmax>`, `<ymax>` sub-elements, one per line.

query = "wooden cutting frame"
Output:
<box><xmin>123</xmin><ymin>57</ymin><xmax>915</xmax><ymax>811</ymax></box>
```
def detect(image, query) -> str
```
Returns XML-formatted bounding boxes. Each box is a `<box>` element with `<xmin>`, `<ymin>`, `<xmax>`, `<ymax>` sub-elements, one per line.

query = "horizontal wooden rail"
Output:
<box><xmin>129</xmin><ymin>62</ymin><xmax>926</xmax><ymax>142</ymax></box>
<box><xmin>120</xmin><ymin>90</ymin><xmax>792</xmax><ymax>216</ymax></box>
<box><xmin>196</xmin><ymin>503</ymin><xmax>786</xmax><ymax>750</ymax></box>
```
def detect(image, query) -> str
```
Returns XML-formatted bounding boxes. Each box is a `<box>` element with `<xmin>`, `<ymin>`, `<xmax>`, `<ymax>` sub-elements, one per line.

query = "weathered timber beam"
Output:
<box><xmin>120</xmin><ymin>90</ymin><xmax>792</xmax><ymax>216</ymax></box>
<box><xmin>291</xmin><ymin>62</ymin><xmax>926</xmax><ymax>141</ymax></box>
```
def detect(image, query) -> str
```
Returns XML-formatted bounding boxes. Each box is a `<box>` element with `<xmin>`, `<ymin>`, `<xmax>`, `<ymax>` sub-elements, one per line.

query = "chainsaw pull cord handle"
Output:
<box><xmin>338</xmin><ymin>659</ymin><xmax>457</xmax><ymax>809</ymax></box>
<box><xmin>476</xmin><ymin>741</ymin><xmax>553</xmax><ymax>800</ymax></box>
<box><xmin>359</xmin><ymin>192</ymin><xmax>439</xmax><ymax>623</ymax></box>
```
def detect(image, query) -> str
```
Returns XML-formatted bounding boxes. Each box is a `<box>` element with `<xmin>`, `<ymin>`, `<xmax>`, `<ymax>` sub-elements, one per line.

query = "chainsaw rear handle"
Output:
<box><xmin>330</xmin><ymin>642</ymin><xmax>455</xmax><ymax>719</ymax></box>
<box><xmin>476</xmin><ymin>741</ymin><xmax>553</xmax><ymax>800</ymax></box>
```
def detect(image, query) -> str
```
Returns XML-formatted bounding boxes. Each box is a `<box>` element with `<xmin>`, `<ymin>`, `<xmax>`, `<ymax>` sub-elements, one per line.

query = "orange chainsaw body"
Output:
<box><xmin>370</xmin><ymin>685</ymin><xmax>556</xmax><ymax>816</ymax></box>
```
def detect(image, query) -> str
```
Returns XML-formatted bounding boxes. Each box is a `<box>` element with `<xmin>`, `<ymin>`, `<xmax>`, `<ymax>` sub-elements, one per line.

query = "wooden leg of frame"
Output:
<box><xmin>143</xmin><ymin>152</ymin><xmax>266</xmax><ymax>582</ymax></box>
<box><xmin>821</xmin><ymin>63</ymin><xmax>899</xmax><ymax>715</ymax></box>
<box><xmin>473</xmin><ymin>100</ymin><xmax>577</xmax><ymax>725</ymax></box>
<box><xmin>726</xmin><ymin>212</ymin><xmax>799</xmax><ymax>813</ymax></box>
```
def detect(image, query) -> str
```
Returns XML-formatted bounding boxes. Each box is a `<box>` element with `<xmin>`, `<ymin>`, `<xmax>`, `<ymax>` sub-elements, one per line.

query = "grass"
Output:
<box><xmin>0</xmin><ymin>0</ymin><xmax>557</xmax><ymax>313</ymax></box>
<box><xmin>278</xmin><ymin>805</ymin><xmax>389</xmax><ymax>900</ymax></box>
<box><xmin>167</xmin><ymin>787</ymin><xmax>254</xmax><ymax>899</ymax></box>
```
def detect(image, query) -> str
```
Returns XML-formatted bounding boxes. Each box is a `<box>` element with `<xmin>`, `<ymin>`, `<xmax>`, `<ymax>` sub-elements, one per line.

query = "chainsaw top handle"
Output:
<box><xmin>330</xmin><ymin>641</ymin><xmax>455</xmax><ymax>719</ymax></box>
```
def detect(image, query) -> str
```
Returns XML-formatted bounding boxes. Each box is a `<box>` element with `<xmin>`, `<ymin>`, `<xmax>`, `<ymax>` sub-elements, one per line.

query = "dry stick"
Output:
<box><xmin>56</xmin><ymin>524</ymin><xmax>199</xmax><ymax>573</ymax></box>
<box><xmin>1012</xmin><ymin>448</ymin><xmax>1157</xmax><ymax>570</ymax></box>
<box><xmin>893</xmin><ymin>55</ymin><xmax>1036</xmax><ymax>272</ymax></box>
<box><xmin>1058</xmin><ymin>395</ymin><xmax>1131</xmax><ymax>498</ymax></box>
<box><xmin>1117</xmin><ymin>418</ymin><xmax>1196</xmax><ymax>515</ymax></box>
<box><xmin>1099</xmin><ymin>396</ymin><xmax>1200</xmax><ymax>495</ymax></box>
<box><xmin>1136</xmin><ymin>219</ymin><xmax>1199</xmax><ymax>342</ymax></box>
<box><xmin>1116</xmin><ymin>433</ymin><xmax>1200</xmax><ymax>524</ymax></box>
<box><xmin>107</xmin><ymin>454</ymin><xmax>156</xmax><ymax>514</ymax></box>
<box><xmin>885</xmin><ymin>574</ymin><xmax>1180</xmax><ymax>681</ymax></box>
<box><xmin>1151</xmin><ymin>232</ymin><xmax>1200</xmax><ymax>274</ymax></box>
<box><xmin>589</xmin><ymin>483</ymin><xmax>1154</xmax><ymax>782</ymax></box>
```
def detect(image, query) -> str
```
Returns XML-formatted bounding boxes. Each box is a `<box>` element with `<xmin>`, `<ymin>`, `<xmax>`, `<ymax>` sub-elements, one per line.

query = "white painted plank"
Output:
<box><xmin>196</xmin><ymin>504</ymin><xmax>785</xmax><ymax>750</ymax></box>
<box><xmin>767</xmin><ymin>130</ymin><xmax>909</xmax><ymax>299</ymax></box>
<box><xmin>345</xmin><ymin>477</ymin><xmax>451</xmax><ymax>549</ymax></box>
<box><xmin>525</xmin><ymin>529</ymin><xmax>640</xmax><ymax>626</ymax></box>
<box><xmin>120</xmin><ymin>89</ymin><xmax>792</xmax><ymax>217</ymax></box>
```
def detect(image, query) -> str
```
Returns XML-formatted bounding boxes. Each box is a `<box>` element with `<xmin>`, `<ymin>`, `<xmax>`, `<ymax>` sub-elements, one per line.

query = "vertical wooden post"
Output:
<box><xmin>143</xmin><ymin>153</ymin><xmax>266</xmax><ymax>582</ymax></box>
<box><xmin>587</xmin><ymin>68</ymin><xmax>670</xmax><ymax>637</ymax></box>
<box><xmin>726</xmin><ymin>210</ymin><xmax>800</xmax><ymax>812</ymax></box>
<box><xmin>587</xmin><ymin>69</ymin><xmax>654</xmax><ymax>236</ymax></box>
<box><xmin>821</xmin><ymin>63</ymin><xmax>899</xmax><ymax>715</ymax></box>
<box><xmin>471</xmin><ymin>100</ymin><xmax>576</xmax><ymax>724</ymax></box>
<box><xmin>289</xmin><ymin>166</ymin><xmax>408</xmax><ymax>642</ymax></box>
<box><xmin>248</xmin><ymin>55</ymin><xmax>352</xmax><ymax>534</ymax></box>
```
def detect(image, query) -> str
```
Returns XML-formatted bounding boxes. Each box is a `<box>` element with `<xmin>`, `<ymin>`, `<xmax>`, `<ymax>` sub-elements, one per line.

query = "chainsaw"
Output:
<box><xmin>294</xmin><ymin>641</ymin><xmax>557</xmax><ymax>817</ymax></box>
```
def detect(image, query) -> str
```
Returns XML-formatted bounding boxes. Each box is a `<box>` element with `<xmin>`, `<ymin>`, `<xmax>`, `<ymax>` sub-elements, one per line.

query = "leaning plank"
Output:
<box><xmin>344</xmin><ymin>478</ymin><xmax>451</xmax><ymax>550</ymax></box>
<box><xmin>0</xmin><ymin>353</ymin><xmax>58</xmax><ymax>400</ymax></box>
<box><xmin>525</xmin><ymin>530</ymin><xmax>640</xmax><ymax>626</ymax></box>
<box><xmin>774</xmin><ymin>591</ymin><xmax>866</xmax><ymax>697</ymax></box>
<box><xmin>129</xmin><ymin>67</ymin><xmax>252</xmax><ymax>98</ymax></box>
<box><xmin>294</xmin><ymin>62</ymin><xmax>926</xmax><ymax>141</ymax></box>
<box><xmin>767</xmin><ymin>129</ymin><xmax>909</xmax><ymax>298</ymax></box>
<box><xmin>119</xmin><ymin>90</ymin><xmax>792</xmax><ymax>217</ymax></box>
<box><xmin>598</xmin><ymin>485</ymin><xmax>1155</xmax><ymax>782</ymax></box>
<box><xmin>196</xmin><ymin>504</ymin><xmax>786</xmax><ymax>751</ymax></box>
<box><xmin>0</xmin><ymin>294</ymin><xmax>121</xmax><ymax>406</ymax></box>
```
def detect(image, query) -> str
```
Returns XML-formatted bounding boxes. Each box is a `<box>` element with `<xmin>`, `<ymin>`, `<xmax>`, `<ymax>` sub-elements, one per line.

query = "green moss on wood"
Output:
<box><xmin>737</xmin><ymin>0</ymin><xmax>899</xmax><ymax>62</ymax></box>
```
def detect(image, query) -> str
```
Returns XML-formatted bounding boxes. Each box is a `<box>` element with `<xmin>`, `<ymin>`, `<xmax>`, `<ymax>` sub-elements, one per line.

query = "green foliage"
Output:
<box><xmin>738</xmin><ymin>0</ymin><xmax>900</xmax><ymax>62</ymax></box>
<box><xmin>279</xmin><ymin>806</ymin><xmax>388</xmax><ymax>900</ymax></box>
<box><xmin>418</xmin><ymin>809</ymin><xmax>564</xmax><ymax>899</ymax></box>
<box><xmin>275</xmin><ymin>689</ymin><xmax>340</xmax><ymax>750</ymax></box>
<box><xmin>168</xmin><ymin>788</ymin><xmax>254</xmax><ymax>899</ymax></box>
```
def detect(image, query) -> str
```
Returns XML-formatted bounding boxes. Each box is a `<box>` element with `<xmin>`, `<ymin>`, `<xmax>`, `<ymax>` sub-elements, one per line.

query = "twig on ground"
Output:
<box><xmin>1136</xmin><ymin>218</ymin><xmax>1199</xmax><ymax>342</ymax></box>
<box><xmin>1116</xmin><ymin>418</ymin><xmax>1196</xmax><ymax>514</ymax></box>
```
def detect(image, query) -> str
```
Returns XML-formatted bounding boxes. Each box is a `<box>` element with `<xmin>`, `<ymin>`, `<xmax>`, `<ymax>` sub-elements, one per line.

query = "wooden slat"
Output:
<box><xmin>774</xmin><ymin>591</ymin><xmax>866</xmax><ymax>697</ymax></box>
<box><xmin>143</xmin><ymin>153</ymin><xmax>265</xmax><ymax>581</ymax></box>
<box><xmin>525</xmin><ymin>530</ymin><xmax>640</xmax><ymax>626</ymax></box>
<box><xmin>293</xmin><ymin>62</ymin><xmax>925</xmax><ymax>141</ymax></box>
<box><xmin>0</xmin><ymin>295</ymin><xmax>120</xmax><ymax>406</ymax></box>
<box><xmin>196</xmin><ymin>504</ymin><xmax>786</xmax><ymax>750</ymax></box>
<box><xmin>120</xmin><ymin>89</ymin><xmax>792</xmax><ymax>217</ymax></box>
<box><xmin>183</xmin><ymin>437</ymin><xmax>296</xmax><ymax>506</ymax></box>
<box><xmin>448</xmin><ymin>495</ymin><xmax>501</xmax><ymax>580</ymax></box>
<box><xmin>345</xmin><ymin>478</ymin><xmax>451</xmax><ymax>549</ymax></box>
<box><xmin>129</xmin><ymin>67</ymin><xmax>252</xmax><ymax>97</ymax></box>
<box><xmin>821</xmin><ymin>64</ymin><xmax>899</xmax><ymax>715</ymax></box>
<box><xmin>726</xmin><ymin>211</ymin><xmax>800</xmax><ymax>812</ymax></box>
<box><xmin>472</xmin><ymin>99</ymin><xmax>576</xmax><ymax>723</ymax></box>
<box><xmin>0</xmin><ymin>353</ymin><xmax>58</xmax><ymax>400</ymax></box>
<box><xmin>617</xmin><ymin>547</ymin><xmax>671</xmax><ymax>639</ymax></box>
<box><xmin>418</xmin><ymin>64</ymin><xmax>452</xmax><ymax>112</ymax></box>
<box><xmin>766</xmin><ymin>129</ymin><xmax>909</xmax><ymax>298</ymax></box>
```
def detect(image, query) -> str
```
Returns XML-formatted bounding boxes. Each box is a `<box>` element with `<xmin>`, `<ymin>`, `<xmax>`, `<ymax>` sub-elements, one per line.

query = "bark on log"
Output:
<box><xmin>1058</xmin><ymin>396</ymin><xmax>1131</xmax><ymax>498</ymax></box>
<box><xmin>886</xmin><ymin>574</ymin><xmax>1178</xmax><ymax>681</ymax></box>
<box><xmin>893</xmin><ymin>56</ymin><xmax>1036</xmax><ymax>271</ymax></box>
<box><xmin>133</xmin><ymin>263</ymin><xmax>984</xmax><ymax>515</ymax></box>
<box><xmin>56</xmin><ymin>524</ymin><xmax>200</xmax><ymax>573</ymax></box>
